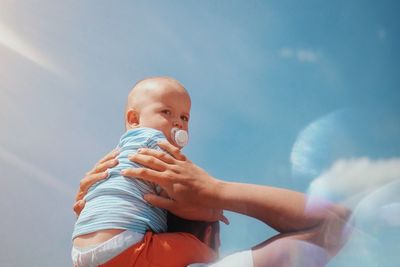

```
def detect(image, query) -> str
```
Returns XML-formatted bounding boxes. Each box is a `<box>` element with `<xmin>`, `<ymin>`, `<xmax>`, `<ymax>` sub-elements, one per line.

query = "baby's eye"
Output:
<box><xmin>181</xmin><ymin>115</ymin><xmax>189</xmax><ymax>122</ymax></box>
<box><xmin>162</xmin><ymin>110</ymin><xmax>171</xmax><ymax>115</ymax></box>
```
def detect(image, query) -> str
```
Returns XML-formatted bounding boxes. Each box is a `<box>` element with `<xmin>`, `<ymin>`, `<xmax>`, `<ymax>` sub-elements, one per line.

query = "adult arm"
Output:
<box><xmin>72</xmin><ymin>148</ymin><xmax>228</xmax><ymax>224</ymax></box>
<box><xmin>121</xmin><ymin>142</ymin><xmax>351</xmax><ymax>259</ymax></box>
<box><xmin>122</xmin><ymin>142</ymin><xmax>349</xmax><ymax>233</ymax></box>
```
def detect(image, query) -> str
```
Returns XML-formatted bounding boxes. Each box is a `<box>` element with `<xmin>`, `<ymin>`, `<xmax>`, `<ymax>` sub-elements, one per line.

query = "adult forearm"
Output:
<box><xmin>125</xmin><ymin>142</ymin><xmax>349</xmax><ymax>234</ymax></box>
<box><xmin>208</xmin><ymin>179</ymin><xmax>342</xmax><ymax>233</ymax></box>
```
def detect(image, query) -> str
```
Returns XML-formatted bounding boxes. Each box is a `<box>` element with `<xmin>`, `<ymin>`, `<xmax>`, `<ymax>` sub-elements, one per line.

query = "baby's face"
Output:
<box><xmin>135</xmin><ymin>81</ymin><xmax>191</xmax><ymax>146</ymax></box>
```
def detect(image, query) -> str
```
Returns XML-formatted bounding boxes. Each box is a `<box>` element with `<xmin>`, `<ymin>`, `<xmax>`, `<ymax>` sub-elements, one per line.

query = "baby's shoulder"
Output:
<box><xmin>119</xmin><ymin>127</ymin><xmax>166</xmax><ymax>148</ymax></box>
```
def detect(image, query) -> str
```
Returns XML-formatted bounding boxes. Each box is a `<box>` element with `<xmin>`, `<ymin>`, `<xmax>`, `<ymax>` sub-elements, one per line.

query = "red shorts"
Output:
<box><xmin>99</xmin><ymin>231</ymin><xmax>216</xmax><ymax>267</ymax></box>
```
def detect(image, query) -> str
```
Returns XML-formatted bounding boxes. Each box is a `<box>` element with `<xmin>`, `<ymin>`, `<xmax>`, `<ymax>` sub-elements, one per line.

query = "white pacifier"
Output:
<box><xmin>171</xmin><ymin>127</ymin><xmax>189</xmax><ymax>148</ymax></box>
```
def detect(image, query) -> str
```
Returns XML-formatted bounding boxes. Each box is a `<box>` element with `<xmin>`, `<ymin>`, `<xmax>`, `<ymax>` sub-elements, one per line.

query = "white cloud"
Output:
<box><xmin>308</xmin><ymin>157</ymin><xmax>400</xmax><ymax>206</ymax></box>
<box><xmin>306</xmin><ymin>157</ymin><xmax>400</xmax><ymax>267</ymax></box>
<box><xmin>379</xmin><ymin>203</ymin><xmax>400</xmax><ymax>226</ymax></box>
<box><xmin>279</xmin><ymin>47</ymin><xmax>320</xmax><ymax>63</ymax></box>
<box><xmin>377</xmin><ymin>28</ymin><xmax>386</xmax><ymax>41</ymax></box>
<box><xmin>279</xmin><ymin>47</ymin><xmax>294</xmax><ymax>58</ymax></box>
<box><xmin>297</xmin><ymin>49</ymin><xmax>319</xmax><ymax>63</ymax></box>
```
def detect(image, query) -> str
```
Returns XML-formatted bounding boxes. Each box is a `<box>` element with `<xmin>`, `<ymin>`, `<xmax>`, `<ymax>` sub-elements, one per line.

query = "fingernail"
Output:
<box><xmin>120</xmin><ymin>170</ymin><xmax>126</xmax><ymax>175</ymax></box>
<box><xmin>143</xmin><ymin>194</ymin><xmax>153</xmax><ymax>205</ymax></box>
<box><xmin>137</xmin><ymin>148</ymin><xmax>142</xmax><ymax>153</ymax></box>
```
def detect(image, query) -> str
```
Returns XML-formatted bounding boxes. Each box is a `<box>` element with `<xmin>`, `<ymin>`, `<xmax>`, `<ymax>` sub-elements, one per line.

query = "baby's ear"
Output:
<box><xmin>126</xmin><ymin>109</ymin><xmax>139</xmax><ymax>128</ymax></box>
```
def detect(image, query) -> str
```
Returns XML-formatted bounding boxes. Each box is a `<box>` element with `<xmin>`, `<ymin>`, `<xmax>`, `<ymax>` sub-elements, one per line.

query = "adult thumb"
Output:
<box><xmin>219</xmin><ymin>212</ymin><xmax>230</xmax><ymax>225</ymax></box>
<box><xmin>144</xmin><ymin>194</ymin><xmax>174</xmax><ymax>210</ymax></box>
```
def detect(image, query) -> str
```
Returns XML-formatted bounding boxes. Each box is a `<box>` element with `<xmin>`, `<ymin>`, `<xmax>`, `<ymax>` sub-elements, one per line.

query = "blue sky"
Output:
<box><xmin>0</xmin><ymin>1</ymin><xmax>399</xmax><ymax>266</ymax></box>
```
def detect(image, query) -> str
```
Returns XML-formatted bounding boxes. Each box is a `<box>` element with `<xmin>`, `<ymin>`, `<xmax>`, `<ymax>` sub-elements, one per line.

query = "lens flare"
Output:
<box><xmin>0</xmin><ymin>21</ymin><xmax>61</xmax><ymax>75</ymax></box>
<box><xmin>0</xmin><ymin>146</ymin><xmax>75</xmax><ymax>198</ymax></box>
<box><xmin>291</xmin><ymin>108</ymin><xmax>400</xmax><ymax>266</ymax></box>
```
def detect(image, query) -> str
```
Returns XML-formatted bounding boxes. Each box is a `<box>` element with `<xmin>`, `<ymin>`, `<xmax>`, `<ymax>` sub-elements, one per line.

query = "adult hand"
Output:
<box><xmin>121</xmin><ymin>142</ymin><xmax>229</xmax><ymax>224</ymax></box>
<box><xmin>73</xmin><ymin>149</ymin><xmax>119</xmax><ymax>217</ymax></box>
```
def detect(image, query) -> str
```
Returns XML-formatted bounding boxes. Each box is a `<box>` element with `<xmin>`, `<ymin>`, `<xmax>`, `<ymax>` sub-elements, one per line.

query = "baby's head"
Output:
<box><xmin>125</xmin><ymin>77</ymin><xmax>191</xmax><ymax>147</ymax></box>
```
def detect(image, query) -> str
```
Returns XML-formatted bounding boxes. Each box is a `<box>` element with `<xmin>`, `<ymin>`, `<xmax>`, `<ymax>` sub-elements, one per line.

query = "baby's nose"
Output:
<box><xmin>173</xmin><ymin>120</ymin><xmax>182</xmax><ymax>129</ymax></box>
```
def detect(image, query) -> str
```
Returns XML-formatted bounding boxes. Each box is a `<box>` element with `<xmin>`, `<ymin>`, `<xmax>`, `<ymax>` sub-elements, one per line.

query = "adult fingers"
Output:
<box><xmin>157</xmin><ymin>142</ymin><xmax>187</xmax><ymax>161</ymax></box>
<box><xmin>98</xmin><ymin>149</ymin><xmax>120</xmax><ymax>164</ymax></box>
<box><xmin>121</xmin><ymin>167</ymin><xmax>169</xmax><ymax>185</ymax></box>
<box><xmin>75</xmin><ymin>171</ymin><xmax>108</xmax><ymax>201</ymax></box>
<box><xmin>128</xmin><ymin>153</ymin><xmax>170</xmax><ymax>172</ymax></box>
<box><xmin>219</xmin><ymin>212</ymin><xmax>230</xmax><ymax>225</ymax></box>
<box><xmin>135</xmin><ymin>148</ymin><xmax>176</xmax><ymax>164</ymax></box>
<box><xmin>89</xmin><ymin>158</ymin><xmax>118</xmax><ymax>175</ymax></box>
<box><xmin>73</xmin><ymin>199</ymin><xmax>86</xmax><ymax>217</ymax></box>
<box><xmin>143</xmin><ymin>194</ymin><xmax>174</xmax><ymax>210</ymax></box>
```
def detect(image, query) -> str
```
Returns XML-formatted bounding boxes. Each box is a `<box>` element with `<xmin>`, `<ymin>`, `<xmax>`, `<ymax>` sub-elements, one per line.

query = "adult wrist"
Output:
<box><xmin>205</xmin><ymin>178</ymin><xmax>228</xmax><ymax>209</ymax></box>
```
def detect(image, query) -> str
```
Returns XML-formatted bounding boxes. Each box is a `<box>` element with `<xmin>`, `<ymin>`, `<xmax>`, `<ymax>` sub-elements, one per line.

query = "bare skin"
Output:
<box><xmin>74</xmin><ymin>143</ymin><xmax>350</xmax><ymax>266</ymax></box>
<box><xmin>73</xmin><ymin>149</ymin><xmax>120</xmax><ymax>215</ymax></box>
<box><xmin>121</xmin><ymin>142</ymin><xmax>351</xmax><ymax>266</ymax></box>
<box><xmin>73</xmin><ymin>149</ymin><xmax>122</xmax><ymax>248</ymax></box>
<box><xmin>73</xmin><ymin>77</ymin><xmax>193</xmax><ymax>248</ymax></box>
<box><xmin>125</xmin><ymin>77</ymin><xmax>191</xmax><ymax>147</ymax></box>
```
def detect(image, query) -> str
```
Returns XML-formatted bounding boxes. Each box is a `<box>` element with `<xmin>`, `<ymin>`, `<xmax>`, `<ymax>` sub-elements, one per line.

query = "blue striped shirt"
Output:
<box><xmin>72</xmin><ymin>128</ymin><xmax>167</xmax><ymax>239</ymax></box>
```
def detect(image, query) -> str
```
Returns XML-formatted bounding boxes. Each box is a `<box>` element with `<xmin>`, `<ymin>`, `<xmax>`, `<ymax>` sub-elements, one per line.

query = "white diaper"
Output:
<box><xmin>71</xmin><ymin>230</ymin><xmax>144</xmax><ymax>267</ymax></box>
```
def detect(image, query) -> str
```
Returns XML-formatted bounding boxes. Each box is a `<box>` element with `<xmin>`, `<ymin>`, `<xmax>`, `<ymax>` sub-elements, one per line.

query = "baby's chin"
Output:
<box><xmin>166</xmin><ymin>137</ymin><xmax>181</xmax><ymax>149</ymax></box>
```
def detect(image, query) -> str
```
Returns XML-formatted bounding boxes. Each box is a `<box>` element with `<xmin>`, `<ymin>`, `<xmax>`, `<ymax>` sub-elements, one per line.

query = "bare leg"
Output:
<box><xmin>252</xmin><ymin>233</ymin><xmax>330</xmax><ymax>267</ymax></box>
<box><xmin>252</xmin><ymin>213</ymin><xmax>352</xmax><ymax>267</ymax></box>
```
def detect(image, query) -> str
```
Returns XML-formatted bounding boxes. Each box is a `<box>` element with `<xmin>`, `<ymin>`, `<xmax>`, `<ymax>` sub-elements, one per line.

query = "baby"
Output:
<box><xmin>72</xmin><ymin>77</ymin><xmax>191</xmax><ymax>266</ymax></box>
